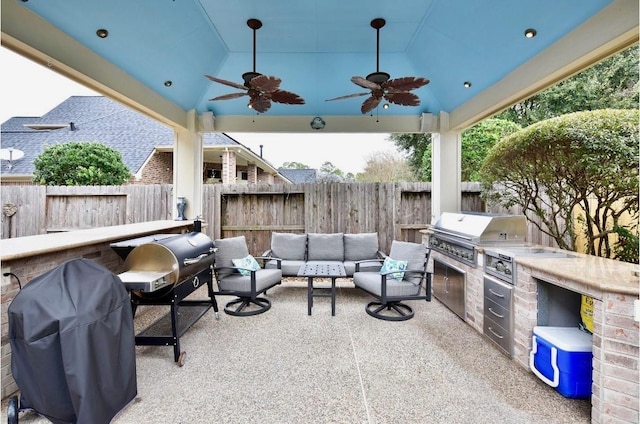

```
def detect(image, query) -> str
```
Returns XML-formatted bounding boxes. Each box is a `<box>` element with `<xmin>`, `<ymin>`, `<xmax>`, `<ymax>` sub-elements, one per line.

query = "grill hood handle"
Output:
<box><xmin>183</xmin><ymin>252</ymin><xmax>211</xmax><ymax>266</ymax></box>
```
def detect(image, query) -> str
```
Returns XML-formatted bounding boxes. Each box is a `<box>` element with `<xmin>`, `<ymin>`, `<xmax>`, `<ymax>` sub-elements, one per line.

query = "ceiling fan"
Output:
<box><xmin>205</xmin><ymin>18</ymin><xmax>305</xmax><ymax>113</ymax></box>
<box><xmin>326</xmin><ymin>18</ymin><xmax>429</xmax><ymax>114</ymax></box>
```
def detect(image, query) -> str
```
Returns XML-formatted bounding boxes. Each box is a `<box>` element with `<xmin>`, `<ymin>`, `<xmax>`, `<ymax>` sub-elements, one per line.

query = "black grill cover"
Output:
<box><xmin>8</xmin><ymin>259</ymin><xmax>137</xmax><ymax>424</ymax></box>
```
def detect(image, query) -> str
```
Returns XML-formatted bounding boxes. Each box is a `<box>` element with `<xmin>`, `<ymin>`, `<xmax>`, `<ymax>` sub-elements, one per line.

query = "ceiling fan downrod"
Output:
<box><xmin>367</xmin><ymin>18</ymin><xmax>390</xmax><ymax>85</ymax></box>
<box><xmin>243</xmin><ymin>18</ymin><xmax>263</xmax><ymax>86</ymax></box>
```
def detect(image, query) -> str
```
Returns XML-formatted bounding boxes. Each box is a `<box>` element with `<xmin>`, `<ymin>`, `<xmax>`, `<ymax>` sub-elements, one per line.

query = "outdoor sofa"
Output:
<box><xmin>262</xmin><ymin>232</ymin><xmax>385</xmax><ymax>277</ymax></box>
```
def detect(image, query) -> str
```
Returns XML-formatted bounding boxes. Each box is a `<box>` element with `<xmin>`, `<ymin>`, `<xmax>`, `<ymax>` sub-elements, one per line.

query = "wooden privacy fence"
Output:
<box><xmin>2</xmin><ymin>182</ymin><xmax>558</xmax><ymax>253</ymax></box>
<box><xmin>1</xmin><ymin>185</ymin><xmax>174</xmax><ymax>239</ymax></box>
<box><xmin>204</xmin><ymin>182</ymin><xmax>485</xmax><ymax>255</ymax></box>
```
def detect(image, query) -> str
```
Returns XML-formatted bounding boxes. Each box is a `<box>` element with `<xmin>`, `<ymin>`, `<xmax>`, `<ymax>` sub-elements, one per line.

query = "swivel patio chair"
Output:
<box><xmin>213</xmin><ymin>236</ymin><xmax>282</xmax><ymax>316</ymax></box>
<box><xmin>353</xmin><ymin>240</ymin><xmax>431</xmax><ymax>321</ymax></box>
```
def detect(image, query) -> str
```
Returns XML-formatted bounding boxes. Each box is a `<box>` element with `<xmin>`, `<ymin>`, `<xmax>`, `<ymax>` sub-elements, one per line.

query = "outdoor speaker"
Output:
<box><xmin>420</xmin><ymin>113</ymin><xmax>438</xmax><ymax>133</ymax></box>
<box><xmin>199</xmin><ymin>112</ymin><xmax>215</xmax><ymax>132</ymax></box>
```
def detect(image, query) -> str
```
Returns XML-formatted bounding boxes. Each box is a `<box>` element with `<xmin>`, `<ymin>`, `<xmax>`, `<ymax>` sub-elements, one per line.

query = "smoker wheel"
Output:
<box><xmin>178</xmin><ymin>351</ymin><xmax>187</xmax><ymax>367</ymax></box>
<box><xmin>7</xmin><ymin>395</ymin><xmax>18</xmax><ymax>424</ymax></box>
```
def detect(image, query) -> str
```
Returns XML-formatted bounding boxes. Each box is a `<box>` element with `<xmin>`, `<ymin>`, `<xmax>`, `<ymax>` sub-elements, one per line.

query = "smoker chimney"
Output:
<box><xmin>259</xmin><ymin>144</ymin><xmax>263</xmax><ymax>157</ymax></box>
<box><xmin>69</xmin><ymin>122</ymin><xmax>76</xmax><ymax>131</ymax></box>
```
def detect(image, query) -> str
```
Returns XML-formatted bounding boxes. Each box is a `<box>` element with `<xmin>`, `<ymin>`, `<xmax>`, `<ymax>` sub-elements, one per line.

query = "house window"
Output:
<box><xmin>241</xmin><ymin>172</ymin><xmax>248</xmax><ymax>180</ymax></box>
<box><xmin>207</xmin><ymin>169</ymin><xmax>222</xmax><ymax>179</ymax></box>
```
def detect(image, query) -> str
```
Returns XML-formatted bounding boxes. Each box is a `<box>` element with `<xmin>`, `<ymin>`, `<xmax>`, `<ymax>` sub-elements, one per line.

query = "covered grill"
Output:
<box><xmin>114</xmin><ymin>231</ymin><xmax>219</xmax><ymax>365</ymax></box>
<box><xmin>428</xmin><ymin>212</ymin><xmax>527</xmax><ymax>266</ymax></box>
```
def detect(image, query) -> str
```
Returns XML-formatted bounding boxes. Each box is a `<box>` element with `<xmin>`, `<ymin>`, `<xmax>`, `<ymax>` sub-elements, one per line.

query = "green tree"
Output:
<box><xmin>479</xmin><ymin>109</ymin><xmax>639</xmax><ymax>256</ymax></box>
<box><xmin>419</xmin><ymin>119</ymin><xmax>521</xmax><ymax>181</ymax></box>
<box><xmin>388</xmin><ymin>133</ymin><xmax>431</xmax><ymax>181</ymax></box>
<box><xmin>33</xmin><ymin>142</ymin><xmax>131</xmax><ymax>185</ymax></box>
<box><xmin>319</xmin><ymin>161</ymin><xmax>344</xmax><ymax>177</ymax></box>
<box><xmin>281</xmin><ymin>161</ymin><xmax>310</xmax><ymax>169</ymax></box>
<box><xmin>496</xmin><ymin>46</ymin><xmax>639</xmax><ymax>127</ymax></box>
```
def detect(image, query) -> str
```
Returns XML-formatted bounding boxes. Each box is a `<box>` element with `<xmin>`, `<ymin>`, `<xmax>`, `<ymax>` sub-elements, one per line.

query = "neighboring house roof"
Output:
<box><xmin>277</xmin><ymin>168</ymin><xmax>318</xmax><ymax>184</ymax></box>
<box><xmin>0</xmin><ymin>96</ymin><xmax>287</xmax><ymax>182</ymax></box>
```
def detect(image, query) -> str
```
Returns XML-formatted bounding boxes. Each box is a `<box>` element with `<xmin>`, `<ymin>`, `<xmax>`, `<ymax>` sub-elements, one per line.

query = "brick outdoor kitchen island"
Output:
<box><xmin>422</xmin><ymin>225</ymin><xmax>639</xmax><ymax>424</ymax></box>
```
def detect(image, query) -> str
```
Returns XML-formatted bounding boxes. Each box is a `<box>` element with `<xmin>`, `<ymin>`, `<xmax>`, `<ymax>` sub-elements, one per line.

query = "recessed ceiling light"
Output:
<box><xmin>463</xmin><ymin>81</ymin><xmax>472</xmax><ymax>88</ymax></box>
<box><xmin>383</xmin><ymin>103</ymin><xmax>389</xmax><ymax>109</ymax></box>
<box><xmin>96</xmin><ymin>29</ymin><xmax>109</xmax><ymax>38</ymax></box>
<box><xmin>164</xmin><ymin>80</ymin><xmax>172</xmax><ymax>87</ymax></box>
<box><xmin>524</xmin><ymin>28</ymin><xmax>537</xmax><ymax>38</ymax></box>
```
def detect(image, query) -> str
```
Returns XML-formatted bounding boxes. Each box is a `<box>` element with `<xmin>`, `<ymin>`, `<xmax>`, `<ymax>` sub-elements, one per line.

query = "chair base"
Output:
<box><xmin>224</xmin><ymin>297</ymin><xmax>271</xmax><ymax>316</ymax></box>
<box><xmin>365</xmin><ymin>301</ymin><xmax>415</xmax><ymax>321</ymax></box>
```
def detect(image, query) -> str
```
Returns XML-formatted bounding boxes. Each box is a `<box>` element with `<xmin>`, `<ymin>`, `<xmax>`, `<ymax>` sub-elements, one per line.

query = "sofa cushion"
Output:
<box><xmin>214</xmin><ymin>236</ymin><xmax>250</xmax><ymax>278</ymax></box>
<box><xmin>270</xmin><ymin>232</ymin><xmax>307</xmax><ymax>260</ymax></box>
<box><xmin>344</xmin><ymin>233</ymin><xmax>379</xmax><ymax>261</ymax></box>
<box><xmin>265</xmin><ymin>259</ymin><xmax>305</xmax><ymax>276</ymax></box>
<box><xmin>307</xmin><ymin>233</ymin><xmax>344</xmax><ymax>261</ymax></box>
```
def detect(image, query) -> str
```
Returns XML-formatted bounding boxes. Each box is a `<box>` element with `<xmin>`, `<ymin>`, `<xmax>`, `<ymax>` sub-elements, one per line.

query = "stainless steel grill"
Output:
<box><xmin>429</xmin><ymin>212</ymin><xmax>527</xmax><ymax>267</ymax></box>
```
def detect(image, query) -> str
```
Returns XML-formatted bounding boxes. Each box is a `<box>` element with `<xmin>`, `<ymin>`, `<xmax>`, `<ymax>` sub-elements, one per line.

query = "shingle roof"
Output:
<box><xmin>0</xmin><ymin>96</ymin><xmax>242</xmax><ymax>177</ymax></box>
<box><xmin>277</xmin><ymin>168</ymin><xmax>318</xmax><ymax>184</ymax></box>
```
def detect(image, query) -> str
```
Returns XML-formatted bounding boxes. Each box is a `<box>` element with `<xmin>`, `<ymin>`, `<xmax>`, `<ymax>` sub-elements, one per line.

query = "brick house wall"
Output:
<box><xmin>138</xmin><ymin>152</ymin><xmax>173</xmax><ymax>184</ymax></box>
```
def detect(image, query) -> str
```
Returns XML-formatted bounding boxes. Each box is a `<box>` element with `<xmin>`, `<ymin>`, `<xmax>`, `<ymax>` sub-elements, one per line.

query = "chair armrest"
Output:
<box><xmin>254</xmin><ymin>255</ymin><xmax>282</xmax><ymax>269</ymax></box>
<box><xmin>354</xmin><ymin>258</ymin><xmax>384</xmax><ymax>272</ymax></box>
<box><xmin>377</xmin><ymin>250</ymin><xmax>387</xmax><ymax>259</ymax></box>
<box><xmin>261</xmin><ymin>249</ymin><xmax>273</xmax><ymax>257</ymax></box>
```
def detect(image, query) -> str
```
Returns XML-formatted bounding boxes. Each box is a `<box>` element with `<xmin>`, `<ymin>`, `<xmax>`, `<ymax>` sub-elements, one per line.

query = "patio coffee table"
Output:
<box><xmin>297</xmin><ymin>261</ymin><xmax>346</xmax><ymax>316</ymax></box>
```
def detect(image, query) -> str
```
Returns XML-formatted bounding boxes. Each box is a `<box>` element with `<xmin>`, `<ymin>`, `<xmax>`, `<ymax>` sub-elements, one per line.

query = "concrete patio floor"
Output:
<box><xmin>3</xmin><ymin>279</ymin><xmax>591</xmax><ymax>423</ymax></box>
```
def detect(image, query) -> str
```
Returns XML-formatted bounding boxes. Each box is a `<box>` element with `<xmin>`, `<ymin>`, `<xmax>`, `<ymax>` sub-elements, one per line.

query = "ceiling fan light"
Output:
<box><xmin>524</xmin><ymin>28</ymin><xmax>537</xmax><ymax>38</ymax></box>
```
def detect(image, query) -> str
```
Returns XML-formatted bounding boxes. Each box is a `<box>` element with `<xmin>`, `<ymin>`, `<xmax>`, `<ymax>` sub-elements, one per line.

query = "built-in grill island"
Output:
<box><xmin>427</xmin><ymin>212</ymin><xmax>528</xmax><ymax>356</ymax></box>
<box><xmin>111</xmin><ymin>231</ymin><xmax>219</xmax><ymax>366</ymax></box>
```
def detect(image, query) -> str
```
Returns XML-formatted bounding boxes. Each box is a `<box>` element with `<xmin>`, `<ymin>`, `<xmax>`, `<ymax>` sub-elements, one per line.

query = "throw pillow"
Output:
<box><xmin>379</xmin><ymin>257</ymin><xmax>408</xmax><ymax>281</ymax></box>
<box><xmin>232</xmin><ymin>255</ymin><xmax>261</xmax><ymax>276</ymax></box>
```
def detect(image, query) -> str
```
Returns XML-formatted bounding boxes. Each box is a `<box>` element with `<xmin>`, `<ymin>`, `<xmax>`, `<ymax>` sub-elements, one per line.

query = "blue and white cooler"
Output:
<box><xmin>529</xmin><ymin>326</ymin><xmax>593</xmax><ymax>399</ymax></box>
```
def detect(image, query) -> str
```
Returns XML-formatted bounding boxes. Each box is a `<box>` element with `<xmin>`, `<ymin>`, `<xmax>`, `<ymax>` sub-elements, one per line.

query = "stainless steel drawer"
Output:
<box><xmin>483</xmin><ymin>316</ymin><xmax>512</xmax><ymax>356</ymax></box>
<box><xmin>484</xmin><ymin>276</ymin><xmax>512</xmax><ymax>310</ymax></box>
<box><xmin>484</xmin><ymin>296</ymin><xmax>511</xmax><ymax>330</ymax></box>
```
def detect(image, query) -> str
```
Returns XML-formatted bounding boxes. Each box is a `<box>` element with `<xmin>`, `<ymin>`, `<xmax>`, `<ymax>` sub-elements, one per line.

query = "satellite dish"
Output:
<box><xmin>1</xmin><ymin>148</ymin><xmax>25</xmax><ymax>169</ymax></box>
<box><xmin>0</xmin><ymin>148</ymin><xmax>25</xmax><ymax>161</ymax></box>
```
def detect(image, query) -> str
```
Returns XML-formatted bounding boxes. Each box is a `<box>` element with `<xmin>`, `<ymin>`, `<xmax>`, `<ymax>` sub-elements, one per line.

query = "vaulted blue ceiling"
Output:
<box><xmin>2</xmin><ymin>0</ymin><xmax>638</xmax><ymax>133</ymax></box>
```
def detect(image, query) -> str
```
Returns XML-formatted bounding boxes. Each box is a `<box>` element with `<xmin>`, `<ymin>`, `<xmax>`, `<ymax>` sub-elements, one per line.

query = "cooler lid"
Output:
<box><xmin>533</xmin><ymin>326</ymin><xmax>593</xmax><ymax>352</ymax></box>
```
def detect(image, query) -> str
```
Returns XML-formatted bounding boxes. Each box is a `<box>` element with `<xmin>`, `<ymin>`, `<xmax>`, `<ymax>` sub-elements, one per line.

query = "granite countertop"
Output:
<box><xmin>515</xmin><ymin>251</ymin><xmax>639</xmax><ymax>296</ymax></box>
<box><xmin>0</xmin><ymin>220</ymin><xmax>195</xmax><ymax>262</ymax></box>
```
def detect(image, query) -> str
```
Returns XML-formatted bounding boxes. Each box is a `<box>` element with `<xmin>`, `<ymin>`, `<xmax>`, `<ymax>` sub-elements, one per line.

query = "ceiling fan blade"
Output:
<box><xmin>249</xmin><ymin>95</ymin><xmax>272</xmax><ymax>113</ymax></box>
<box><xmin>383</xmin><ymin>76</ymin><xmax>429</xmax><ymax>91</ymax></box>
<box><xmin>351</xmin><ymin>76</ymin><xmax>380</xmax><ymax>90</ymax></box>
<box><xmin>205</xmin><ymin>74</ymin><xmax>248</xmax><ymax>91</ymax></box>
<box><xmin>384</xmin><ymin>91</ymin><xmax>421</xmax><ymax>107</ymax></box>
<box><xmin>361</xmin><ymin>95</ymin><xmax>382</xmax><ymax>114</ymax></box>
<box><xmin>325</xmin><ymin>92</ymin><xmax>370</xmax><ymax>102</ymax></box>
<box><xmin>271</xmin><ymin>89</ymin><xmax>305</xmax><ymax>105</ymax></box>
<box><xmin>251</xmin><ymin>75</ymin><xmax>282</xmax><ymax>93</ymax></box>
<box><xmin>208</xmin><ymin>92</ymin><xmax>248</xmax><ymax>101</ymax></box>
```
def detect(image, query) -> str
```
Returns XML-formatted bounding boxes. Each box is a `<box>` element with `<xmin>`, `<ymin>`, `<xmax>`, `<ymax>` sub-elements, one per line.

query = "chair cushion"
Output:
<box><xmin>353</xmin><ymin>272</ymin><xmax>420</xmax><ymax>297</ymax></box>
<box><xmin>270</xmin><ymin>232</ymin><xmax>307</xmax><ymax>260</ymax></box>
<box><xmin>232</xmin><ymin>255</ymin><xmax>261</xmax><ymax>276</ymax></box>
<box><xmin>389</xmin><ymin>241</ymin><xmax>428</xmax><ymax>284</ymax></box>
<box><xmin>344</xmin><ymin>233</ymin><xmax>379</xmax><ymax>261</ymax></box>
<box><xmin>265</xmin><ymin>259</ymin><xmax>305</xmax><ymax>276</ymax></box>
<box><xmin>217</xmin><ymin>269</ymin><xmax>282</xmax><ymax>294</ymax></box>
<box><xmin>307</xmin><ymin>233</ymin><xmax>344</xmax><ymax>261</ymax></box>
<box><xmin>214</xmin><ymin>236</ymin><xmax>250</xmax><ymax>271</ymax></box>
<box><xmin>379</xmin><ymin>257</ymin><xmax>408</xmax><ymax>281</ymax></box>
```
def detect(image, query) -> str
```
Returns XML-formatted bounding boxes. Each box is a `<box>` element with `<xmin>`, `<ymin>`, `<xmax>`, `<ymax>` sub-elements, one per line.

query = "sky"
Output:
<box><xmin>0</xmin><ymin>48</ymin><xmax>398</xmax><ymax>174</ymax></box>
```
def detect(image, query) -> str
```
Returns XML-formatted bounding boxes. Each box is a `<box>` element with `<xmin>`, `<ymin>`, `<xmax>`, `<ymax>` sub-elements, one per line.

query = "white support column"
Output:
<box><xmin>431</xmin><ymin>111</ymin><xmax>461</xmax><ymax>221</ymax></box>
<box><xmin>173</xmin><ymin>109</ymin><xmax>203</xmax><ymax>221</ymax></box>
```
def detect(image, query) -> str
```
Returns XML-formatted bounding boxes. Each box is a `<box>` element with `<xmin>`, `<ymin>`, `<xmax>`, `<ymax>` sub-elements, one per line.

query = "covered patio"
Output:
<box><xmin>2</xmin><ymin>0</ymin><xmax>638</xmax><ymax>221</ymax></box>
<box><xmin>3</xmin><ymin>280</ymin><xmax>591</xmax><ymax>423</ymax></box>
